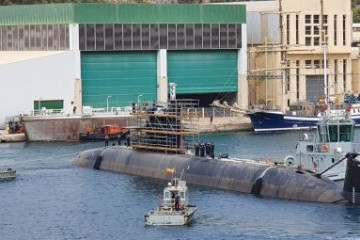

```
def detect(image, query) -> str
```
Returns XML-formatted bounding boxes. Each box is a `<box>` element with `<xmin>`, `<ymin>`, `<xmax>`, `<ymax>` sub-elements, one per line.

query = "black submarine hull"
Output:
<box><xmin>73</xmin><ymin>146</ymin><xmax>360</xmax><ymax>204</ymax></box>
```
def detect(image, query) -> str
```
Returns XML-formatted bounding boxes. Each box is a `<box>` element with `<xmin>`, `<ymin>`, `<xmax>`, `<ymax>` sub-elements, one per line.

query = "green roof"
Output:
<box><xmin>0</xmin><ymin>3</ymin><xmax>246</xmax><ymax>26</ymax></box>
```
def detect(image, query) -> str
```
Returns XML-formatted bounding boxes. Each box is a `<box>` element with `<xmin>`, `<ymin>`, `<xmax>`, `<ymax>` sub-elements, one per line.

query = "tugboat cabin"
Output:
<box><xmin>162</xmin><ymin>178</ymin><xmax>188</xmax><ymax>211</ymax></box>
<box><xmin>317</xmin><ymin>118</ymin><xmax>355</xmax><ymax>143</ymax></box>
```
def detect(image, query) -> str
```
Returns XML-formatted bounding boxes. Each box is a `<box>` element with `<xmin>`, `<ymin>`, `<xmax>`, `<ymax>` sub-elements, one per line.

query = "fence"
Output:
<box><xmin>24</xmin><ymin>106</ymin><xmax>241</xmax><ymax>118</ymax></box>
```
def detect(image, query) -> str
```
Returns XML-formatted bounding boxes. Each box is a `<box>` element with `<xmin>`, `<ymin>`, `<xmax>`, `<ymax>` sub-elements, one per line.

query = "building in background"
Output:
<box><xmin>246</xmin><ymin>0</ymin><xmax>353</xmax><ymax>111</ymax></box>
<box><xmin>0</xmin><ymin>3</ymin><xmax>248</xmax><ymax>123</ymax></box>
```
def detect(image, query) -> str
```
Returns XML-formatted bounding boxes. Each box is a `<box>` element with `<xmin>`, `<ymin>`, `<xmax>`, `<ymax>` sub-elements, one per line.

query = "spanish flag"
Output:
<box><xmin>166</xmin><ymin>168</ymin><xmax>175</xmax><ymax>175</ymax></box>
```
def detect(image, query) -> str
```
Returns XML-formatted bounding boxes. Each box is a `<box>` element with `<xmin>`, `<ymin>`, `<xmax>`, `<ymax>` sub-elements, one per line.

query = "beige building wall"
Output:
<box><xmin>352</xmin><ymin>48</ymin><xmax>360</xmax><ymax>92</ymax></box>
<box><xmin>249</xmin><ymin>0</ymin><xmax>352</xmax><ymax>110</ymax></box>
<box><xmin>282</xmin><ymin>0</ymin><xmax>351</xmax><ymax>104</ymax></box>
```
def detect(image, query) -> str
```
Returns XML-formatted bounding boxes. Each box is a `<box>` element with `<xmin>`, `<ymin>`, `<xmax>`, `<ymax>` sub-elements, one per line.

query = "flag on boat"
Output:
<box><xmin>166</xmin><ymin>168</ymin><xmax>175</xmax><ymax>175</ymax></box>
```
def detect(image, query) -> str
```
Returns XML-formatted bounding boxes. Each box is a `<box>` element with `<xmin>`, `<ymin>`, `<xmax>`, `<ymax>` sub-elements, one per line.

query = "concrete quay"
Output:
<box><xmin>21</xmin><ymin>114</ymin><xmax>252</xmax><ymax>142</ymax></box>
<box><xmin>22</xmin><ymin>114</ymin><xmax>136</xmax><ymax>141</ymax></box>
<box><xmin>197</xmin><ymin>116</ymin><xmax>252</xmax><ymax>133</ymax></box>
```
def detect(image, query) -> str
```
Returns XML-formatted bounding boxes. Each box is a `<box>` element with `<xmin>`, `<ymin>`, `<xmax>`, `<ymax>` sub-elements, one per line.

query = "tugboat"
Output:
<box><xmin>0</xmin><ymin>168</ymin><xmax>16</xmax><ymax>181</ymax></box>
<box><xmin>79</xmin><ymin>124</ymin><xmax>127</xmax><ymax>142</ymax></box>
<box><xmin>144</xmin><ymin>169</ymin><xmax>197</xmax><ymax>226</ymax></box>
<box><xmin>283</xmin><ymin>107</ymin><xmax>359</xmax><ymax>181</ymax></box>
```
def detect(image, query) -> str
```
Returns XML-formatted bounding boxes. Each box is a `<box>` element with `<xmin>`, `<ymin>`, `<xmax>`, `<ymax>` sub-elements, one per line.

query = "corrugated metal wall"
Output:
<box><xmin>81</xmin><ymin>51</ymin><xmax>157</xmax><ymax>108</ymax></box>
<box><xmin>0</xmin><ymin>4</ymin><xmax>246</xmax><ymax>26</ymax></box>
<box><xmin>168</xmin><ymin>50</ymin><xmax>238</xmax><ymax>94</ymax></box>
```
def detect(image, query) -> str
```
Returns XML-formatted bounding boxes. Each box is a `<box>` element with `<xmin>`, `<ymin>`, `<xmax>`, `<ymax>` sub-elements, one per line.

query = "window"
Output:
<box><xmin>296</xmin><ymin>15</ymin><xmax>299</xmax><ymax>44</ymax></box>
<box><xmin>343</xmin><ymin>59</ymin><xmax>347</xmax><ymax>91</ymax></box>
<box><xmin>296</xmin><ymin>60</ymin><xmax>300</xmax><ymax>100</ymax></box>
<box><xmin>77</xmin><ymin>23</ymin><xmax>243</xmax><ymax>51</ymax></box>
<box><xmin>314</xmin><ymin>60</ymin><xmax>320</xmax><ymax>68</ymax></box>
<box><xmin>323</xmin><ymin>15</ymin><xmax>328</xmax><ymax>24</ymax></box>
<box><xmin>334</xmin><ymin>15</ymin><xmax>337</xmax><ymax>46</ymax></box>
<box><xmin>286</xmin><ymin>15</ymin><xmax>290</xmax><ymax>45</ymax></box>
<box><xmin>343</xmin><ymin>15</ymin><xmax>346</xmax><ymax>45</ymax></box>
<box><xmin>304</xmin><ymin>14</ymin><xmax>322</xmax><ymax>46</ymax></box>
<box><xmin>328</xmin><ymin>125</ymin><xmax>339</xmax><ymax>142</ymax></box>
<box><xmin>305</xmin><ymin>60</ymin><xmax>312</xmax><ymax>68</ymax></box>
<box><xmin>313</xmin><ymin>15</ymin><xmax>320</xmax><ymax>24</ymax></box>
<box><xmin>323</xmin><ymin>26</ymin><xmax>328</xmax><ymax>35</ymax></box>
<box><xmin>313</xmin><ymin>26</ymin><xmax>320</xmax><ymax>35</ymax></box>
<box><xmin>314</xmin><ymin>37</ymin><xmax>320</xmax><ymax>46</ymax></box>
<box><xmin>334</xmin><ymin>59</ymin><xmax>338</xmax><ymax>84</ymax></box>
<box><xmin>286</xmin><ymin>68</ymin><xmax>290</xmax><ymax>91</ymax></box>
<box><xmin>339</xmin><ymin>125</ymin><xmax>354</xmax><ymax>142</ymax></box>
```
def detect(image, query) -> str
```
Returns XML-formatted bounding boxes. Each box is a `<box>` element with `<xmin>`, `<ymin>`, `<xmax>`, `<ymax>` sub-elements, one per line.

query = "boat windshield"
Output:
<box><xmin>318</xmin><ymin>122</ymin><xmax>354</xmax><ymax>143</ymax></box>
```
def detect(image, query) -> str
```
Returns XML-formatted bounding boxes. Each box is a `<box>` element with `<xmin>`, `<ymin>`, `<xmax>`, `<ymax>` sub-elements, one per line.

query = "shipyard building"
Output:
<box><xmin>245</xmin><ymin>0</ymin><xmax>355</xmax><ymax>111</ymax></box>
<box><xmin>0</xmin><ymin>3</ymin><xmax>248</xmax><ymax>122</ymax></box>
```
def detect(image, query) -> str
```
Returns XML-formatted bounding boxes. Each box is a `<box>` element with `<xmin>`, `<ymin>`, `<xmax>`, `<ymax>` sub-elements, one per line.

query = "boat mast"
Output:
<box><xmin>323</xmin><ymin>34</ymin><xmax>328</xmax><ymax>113</ymax></box>
<box><xmin>321</xmin><ymin>0</ymin><xmax>329</xmax><ymax>114</ymax></box>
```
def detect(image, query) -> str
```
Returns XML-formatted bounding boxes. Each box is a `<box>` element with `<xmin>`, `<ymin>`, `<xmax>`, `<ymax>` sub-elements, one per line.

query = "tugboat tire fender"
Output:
<box><xmin>284</xmin><ymin>155</ymin><xmax>295</xmax><ymax>166</ymax></box>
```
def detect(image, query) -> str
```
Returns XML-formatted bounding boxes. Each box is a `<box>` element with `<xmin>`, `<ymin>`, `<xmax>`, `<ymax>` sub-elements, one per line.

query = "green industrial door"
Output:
<box><xmin>168</xmin><ymin>50</ymin><xmax>238</xmax><ymax>94</ymax></box>
<box><xmin>81</xmin><ymin>51</ymin><xmax>157</xmax><ymax>108</ymax></box>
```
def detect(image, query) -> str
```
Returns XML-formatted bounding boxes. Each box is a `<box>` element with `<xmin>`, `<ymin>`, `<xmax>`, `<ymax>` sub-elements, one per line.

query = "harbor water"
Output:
<box><xmin>1</xmin><ymin>131</ymin><xmax>360</xmax><ymax>240</ymax></box>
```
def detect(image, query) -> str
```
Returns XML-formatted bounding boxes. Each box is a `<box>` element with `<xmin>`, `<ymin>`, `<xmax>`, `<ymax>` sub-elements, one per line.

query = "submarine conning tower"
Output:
<box><xmin>130</xmin><ymin>98</ymin><xmax>201</xmax><ymax>155</ymax></box>
<box><xmin>343</xmin><ymin>153</ymin><xmax>360</xmax><ymax>204</ymax></box>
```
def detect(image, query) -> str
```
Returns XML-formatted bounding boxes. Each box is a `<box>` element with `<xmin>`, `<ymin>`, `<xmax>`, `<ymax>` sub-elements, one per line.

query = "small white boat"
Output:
<box><xmin>0</xmin><ymin>168</ymin><xmax>16</xmax><ymax>181</ymax></box>
<box><xmin>145</xmin><ymin>174</ymin><xmax>197</xmax><ymax>226</ymax></box>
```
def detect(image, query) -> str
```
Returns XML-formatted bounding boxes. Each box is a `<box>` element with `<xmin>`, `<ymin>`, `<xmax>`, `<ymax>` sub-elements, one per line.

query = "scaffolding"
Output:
<box><xmin>130</xmin><ymin>99</ymin><xmax>200</xmax><ymax>154</ymax></box>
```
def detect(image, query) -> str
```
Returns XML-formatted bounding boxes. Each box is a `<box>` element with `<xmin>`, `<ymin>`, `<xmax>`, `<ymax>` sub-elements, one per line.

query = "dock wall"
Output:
<box><xmin>22</xmin><ymin>115</ymin><xmax>252</xmax><ymax>141</ymax></box>
<box><xmin>23</xmin><ymin>116</ymin><xmax>136</xmax><ymax>141</ymax></box>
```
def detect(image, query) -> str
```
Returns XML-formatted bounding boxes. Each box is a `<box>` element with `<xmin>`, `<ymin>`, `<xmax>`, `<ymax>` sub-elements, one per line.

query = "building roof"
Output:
<box><xmin>0</xmin><ymin>3</ymin><xmax>246</xmax><ymax>26</ymax></box>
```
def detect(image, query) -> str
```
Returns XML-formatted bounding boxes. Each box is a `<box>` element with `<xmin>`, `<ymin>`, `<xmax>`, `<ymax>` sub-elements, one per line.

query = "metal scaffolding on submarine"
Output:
<box><xmin>74</xmin><ymin>94</ymin><xmax>360</xmax><ymax>205</ymax></box>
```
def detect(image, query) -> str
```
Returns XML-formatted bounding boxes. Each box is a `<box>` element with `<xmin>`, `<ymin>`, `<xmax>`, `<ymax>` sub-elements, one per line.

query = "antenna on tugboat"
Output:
<box><xmin>180</xmin><ymin>169</ymin><xmax>185</xmax><ymax>180</ymax></box>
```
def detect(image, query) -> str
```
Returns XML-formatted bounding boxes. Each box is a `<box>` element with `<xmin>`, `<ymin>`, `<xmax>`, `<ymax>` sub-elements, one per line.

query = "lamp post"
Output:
<box><xmin>38</xmin><ymin>98</ymin><xmax>43</xmax><ymax>115</ymax></box>
<box><xmin>106</xmin><ymin>95</ymin><xmax>112</xmax><ymax>113</ymax></box>
<box><xmin>137</xmin><ymin>94</ymin><xmax>143</xmax><ymax>109</ymax></box>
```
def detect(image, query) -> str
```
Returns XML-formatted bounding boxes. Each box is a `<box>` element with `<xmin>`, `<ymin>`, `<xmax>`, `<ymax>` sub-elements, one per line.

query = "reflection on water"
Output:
<box><xmin>1</xmin><ymin>132</ymin><xmax>360</xmax><ymax>239</ymax></box>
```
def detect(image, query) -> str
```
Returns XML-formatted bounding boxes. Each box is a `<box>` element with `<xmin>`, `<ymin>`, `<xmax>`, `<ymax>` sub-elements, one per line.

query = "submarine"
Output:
<box><xmin>74</xmin><ymin>99</ymin><xmax>360</xmax><ymax>205</ymax></box>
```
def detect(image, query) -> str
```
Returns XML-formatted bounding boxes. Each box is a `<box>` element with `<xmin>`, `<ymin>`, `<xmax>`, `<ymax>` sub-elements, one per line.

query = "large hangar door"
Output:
<box><xmin>81</xmin><ymin>51</ymin><xmax>157</xmax><ymax>108</ymax></box>
<box><xmin>168</xmin><ymin>50</ymin><xmax>238</xmax><ymax>100</ymax></box>
<box><xmin>306</xmin><ymin>75</ymin><xmax>326</xmax><ymax>102</ymax></box>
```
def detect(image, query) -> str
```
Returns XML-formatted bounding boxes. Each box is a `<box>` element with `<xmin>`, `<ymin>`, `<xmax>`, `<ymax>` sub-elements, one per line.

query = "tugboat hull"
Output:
<box><xmin>145</xmin><ymin>207</ymin><xmax>197</xmax><ymax>226</ymax></box>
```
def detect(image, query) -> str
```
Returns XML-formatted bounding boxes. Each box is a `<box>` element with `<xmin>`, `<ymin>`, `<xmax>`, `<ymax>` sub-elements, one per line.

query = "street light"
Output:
<box><xmin>106</xmin><ymin>95</ymin><xmax>112</xmax><ymax>113</ymax></box>
<box><xmin>137</xmin><ymin>94</ymin><xmax>143</xmax><ymax>109</ymax></box>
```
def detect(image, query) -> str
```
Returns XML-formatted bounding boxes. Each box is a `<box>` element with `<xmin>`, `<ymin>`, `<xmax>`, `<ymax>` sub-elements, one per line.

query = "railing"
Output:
<box><xmin>23</xmin><ymin>106</ymin><xmax>242</xmax><ymax>118</ymax></box>
<box><xmin>24</xmin><ymin>106</ymin><xmax>133</xmax><ymax>118</ymax></box>
<box><xmin>197</xmin><ymin>107</ymin><xmax>243</xmax><ymax>118</ymax></box>
<box><xmin>29</xmin><ymin>109</ymin><xmax>65</xmax><ymax>116</ymax></box>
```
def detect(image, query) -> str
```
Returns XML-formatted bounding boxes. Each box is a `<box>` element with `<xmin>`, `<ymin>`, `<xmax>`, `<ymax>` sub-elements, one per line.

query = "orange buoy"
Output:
<box><xmin>322</xmin><ymin>144</ymin><xmax>329</xmax><ymax>152</ymax></box>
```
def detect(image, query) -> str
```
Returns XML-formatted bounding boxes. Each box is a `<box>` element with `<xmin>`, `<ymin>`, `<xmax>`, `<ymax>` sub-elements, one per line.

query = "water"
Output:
<box><xmin>1</xmin><ymin>131</ymin><xmax>360</xmax><ymax>240</ymax></box>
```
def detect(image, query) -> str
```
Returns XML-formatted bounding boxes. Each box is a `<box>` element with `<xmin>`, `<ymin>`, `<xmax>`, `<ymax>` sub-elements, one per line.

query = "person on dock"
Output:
<box><xmin>117</xmin><ymin>134</ymin><xmax>122</xmax><ymax>145</ymax></box>
<box><xmin>105</xmin><ymin>135</ymin><xmax>109</xmax><ymax>147</ymax></box>
<box><xmin>126</xmin><ymin>134</ymin><xmax>130</xmax><ymax>146</ymax></box>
